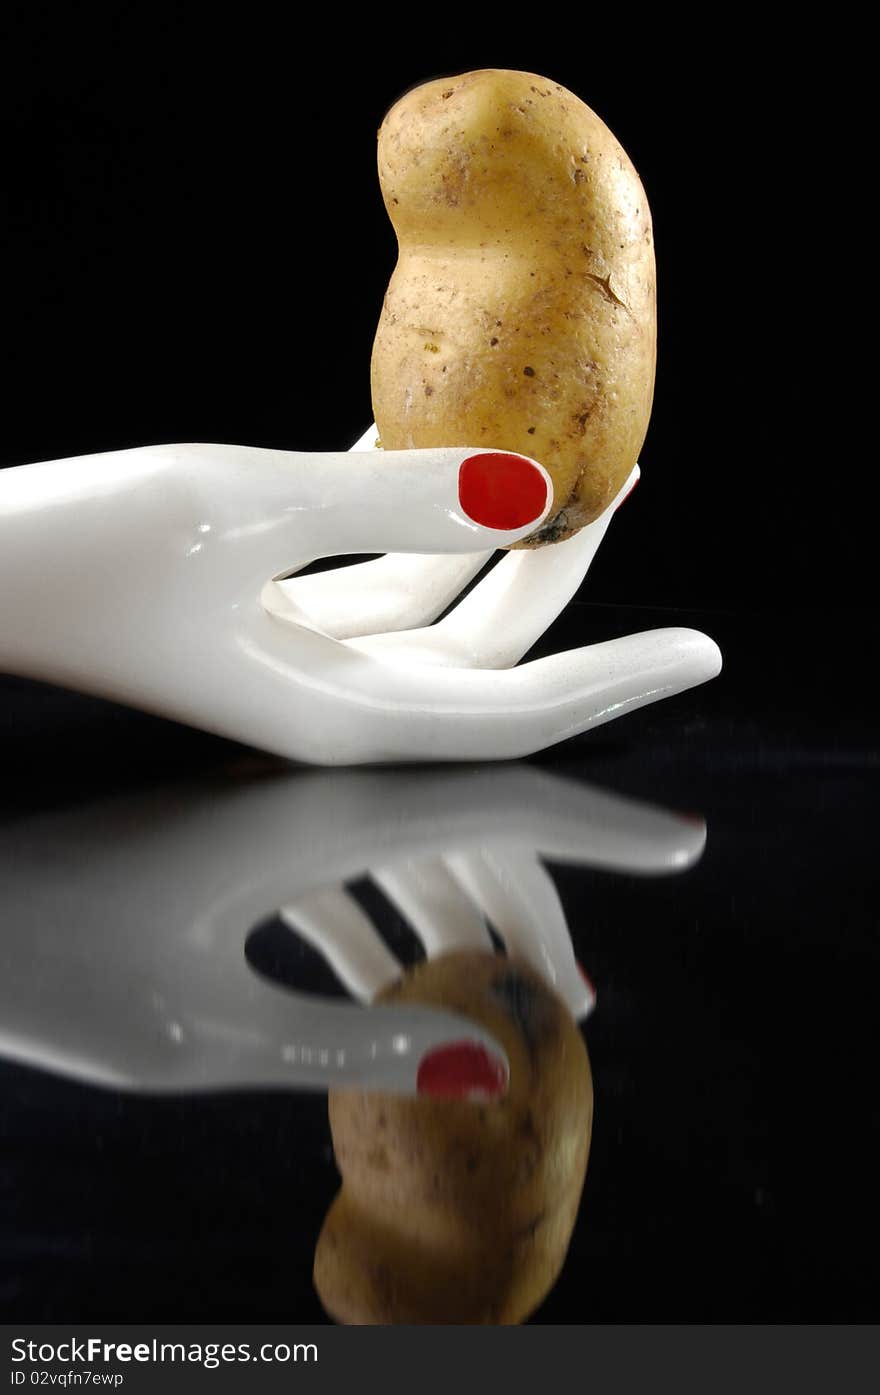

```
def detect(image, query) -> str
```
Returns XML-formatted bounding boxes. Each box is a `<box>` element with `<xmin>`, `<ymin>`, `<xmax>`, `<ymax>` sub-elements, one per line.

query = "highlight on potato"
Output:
<box><xmin>370</xmin><ymin>68</ymin><xmax>656</xmax><ymax>545</ymax></box>
<box><xmin>313</xmin><ymin>951</ymin><xmax>593</xmax><ymax>1325</ymax></box>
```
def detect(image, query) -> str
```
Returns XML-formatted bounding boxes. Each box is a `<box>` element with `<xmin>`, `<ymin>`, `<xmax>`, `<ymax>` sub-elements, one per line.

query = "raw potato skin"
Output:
<box><xmin>313</xmin><ymin>951</ymin><xmax>593</xmax><ymax>1325</ymax></box>
<box><xmin>371</xmin><ymin>69</ymin><xmax>656</xmax><ymax>544</ymax></box>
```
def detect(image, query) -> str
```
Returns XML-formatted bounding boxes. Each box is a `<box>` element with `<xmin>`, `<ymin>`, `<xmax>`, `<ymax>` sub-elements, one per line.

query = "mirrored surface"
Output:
<box><xmin>1</xmin><ymin>606</ymin><xmax>876</xmax><ymax>1322</ymax></box>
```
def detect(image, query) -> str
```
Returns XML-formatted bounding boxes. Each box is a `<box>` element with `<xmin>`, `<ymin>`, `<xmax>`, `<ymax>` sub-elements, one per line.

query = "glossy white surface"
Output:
<box><xmin>0</xmin><ymin>427</ymin><xmax>721</xmax><ymax>764</ymax></box>
<box><xmin>0</xmin><ymin>766</ymin><xmax>705</xmax><ymax>1095</ymax></box>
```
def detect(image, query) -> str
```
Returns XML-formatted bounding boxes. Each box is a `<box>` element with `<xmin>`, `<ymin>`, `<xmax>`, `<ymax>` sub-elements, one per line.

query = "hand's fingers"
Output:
<box><xmin>186</xmin><ymin>995</ymin><xmax>510</xmax><ymax>1097</ymax></box>
<box><xmin>191</xmin><ymin>766</ymin><xmax>705</xmax><ymax>920</ymax></box>
<box><xmin>268</xmin><ymin>552</ymin><xmax>493</xmax><ymax>640</ymax></box>
<box><xmin>326</xmin><ymin>446</ymin><xmax>552</xmax><ymax>552</ymax></box>
<box><xmin>293</xmin><ymin>765</ymin><xmax>706</xmax><ymax>875</ymax></box>
<box><xmin>426</xmin><ymin>464</ymin><xmax>638</xmax><ymax>667</ymax></box>
<box><xmin>372</xmin><ymin>858</ymin><xmax>494</xmax><ymax>956</ymax></box>
<box><xmin>445</xmin><ymin>849</ymin><xmax>594</xmax><ymax>1020</ymax></box>
<box><xmin>171</xmin><ymin>440</ymin><xmax>550</xmax><ymax>592</ymax></box>
<box><xmin>279</xmin><ymin>890</ymin><xmax>402</xmax><ymax>1003</ymax></box>
<box><xmin>221</xmin><ymin>445</ymin><xmax>552</xmax><ymax>584</ymax></box>
<box><xmin>235</xmin><ymin>617</ymin><xmax>722</xmax><ymax>764</ymax></box>
<box><xmin>338</xmin><ymin>466</ymin><xmax>638</xmax><ymax>668</ymax></box>
<box><xmin>266</xmin><ymin>423</ymin><xmax>494</xmax><ymax>638</ymax></box>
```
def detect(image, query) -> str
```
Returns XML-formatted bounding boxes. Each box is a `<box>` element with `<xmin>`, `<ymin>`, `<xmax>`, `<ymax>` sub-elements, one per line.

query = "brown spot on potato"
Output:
<box><xmin>585</xmin><ymin>273</ymin><xmax>628</xmax><ymax>311</ymax></box>
<box><xmin>519</xmin><ymin>1110</ymin><xmax>539</xmax><ymax>1142</ymax></box>
<box><xmin>369</xmin><ymin>1262</ymin><xmax>394</xmax><ymax>1311</ymax></box>
<box><xmin>530</xmin><ymin>510</ymin><xmax>571</xmax><ymax>544</ymax></box>
<box><xmin>523</xmin><ymin>365</ymin><xmax>535</xmax><ymax>377</ymax></box>
<box><xmin>515</xmin><ymin>1208</ymin><xmax>548</xmax><ymax>1241</ymax></box>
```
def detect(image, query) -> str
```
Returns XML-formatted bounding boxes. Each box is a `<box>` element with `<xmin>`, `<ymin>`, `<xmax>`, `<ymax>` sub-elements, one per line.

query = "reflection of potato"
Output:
<box><xmin>314</xmin><ymin>951</ymin><xmax>593</xmax><ymax>1324</ymax></box>
<box><xmin>371</xmin><ymin>68</ymin><xmax>656</xmax><ymax>544</ymax></box>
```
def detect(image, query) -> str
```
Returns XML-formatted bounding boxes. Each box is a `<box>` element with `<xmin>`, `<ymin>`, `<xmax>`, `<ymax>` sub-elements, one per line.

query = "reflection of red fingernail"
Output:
<box><xmin>417</xmin><ymin>1041</ymin><xmax>508</xmax><ymax>1099</ymax></box>
<box><xmin>577</xmin><ymin>961</ymin><xmax>596</xmax><ymax>996</ymax></box>
<box><xmin>459</xmin><ymin>452</ymin><xmax>548</xmax><ymax>530</ymax></box>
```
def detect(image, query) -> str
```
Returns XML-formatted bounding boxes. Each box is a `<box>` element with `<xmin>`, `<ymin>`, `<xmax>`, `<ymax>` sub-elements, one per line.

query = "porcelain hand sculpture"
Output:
<box><xmin>0</xmin><ymin>426</ymin><xmax>721</xmax><ymax>764</ymax></box>
<box><xmin>0</xmin><ymin>764</ymin><xmax>706</xmax><ymax>1096</ymax></box>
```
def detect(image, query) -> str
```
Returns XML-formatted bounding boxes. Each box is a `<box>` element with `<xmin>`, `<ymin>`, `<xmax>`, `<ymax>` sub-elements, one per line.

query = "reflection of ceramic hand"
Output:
<box><xmin>0</xmin><ymin>426</ymin><xmax>720</xmax><ymax>764</ymax></box>
<box><xmin>0</xmin><ymin>764</ymin><xmax>704</xmax><ymax>1097</ymax></box>
<box><xmin>279</xmin><ymin>763</ymin><xmax>705</xmax><ymax>1023</ymax></box>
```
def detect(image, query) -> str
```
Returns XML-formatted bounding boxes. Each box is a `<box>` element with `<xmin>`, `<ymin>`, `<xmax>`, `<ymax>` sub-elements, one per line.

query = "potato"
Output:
<box><xmin>313</xmin><ymin>951</ymin><xmax>592</xmax><ymax>1324</ymax></box>
<box><xmin>371</xmin><ymin>69</ymin><xmax>656</xmax><ymax>543</ymax></box>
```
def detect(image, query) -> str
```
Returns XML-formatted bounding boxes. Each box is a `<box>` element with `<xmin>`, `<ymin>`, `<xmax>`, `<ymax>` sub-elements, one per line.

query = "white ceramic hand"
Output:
<box><xmin>0</xmin><ymin>428</ymin><xmax>721</xmax><ymax>764</ymax></box>
<box><xmin>0</xmin><ymin>765</ymin><xmax>705</xmax><ymax>1096</ymax></box>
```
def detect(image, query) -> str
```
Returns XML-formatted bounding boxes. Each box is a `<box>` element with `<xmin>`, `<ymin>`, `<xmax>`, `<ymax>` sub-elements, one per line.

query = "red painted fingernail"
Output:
<box><xmin>616</xmin><ymin>475</ymin><xmax>640</xmax><ymax>509</ymax></box>
<box><xmin>458</xmin><ymin>452</ymin><xmax>548</xmax><ymax>530</ymax></box>
<box><xmin>416</xmin><ymin>1041</ymin><xmax>508</xmax><ymax>1099</ymax></box>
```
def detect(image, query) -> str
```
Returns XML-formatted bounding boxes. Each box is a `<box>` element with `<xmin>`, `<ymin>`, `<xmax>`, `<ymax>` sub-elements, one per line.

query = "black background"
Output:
<box><xmin>0</xmin><ymin>13</ymin><xmax>833</xmax><ymax>607</ymax></box>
